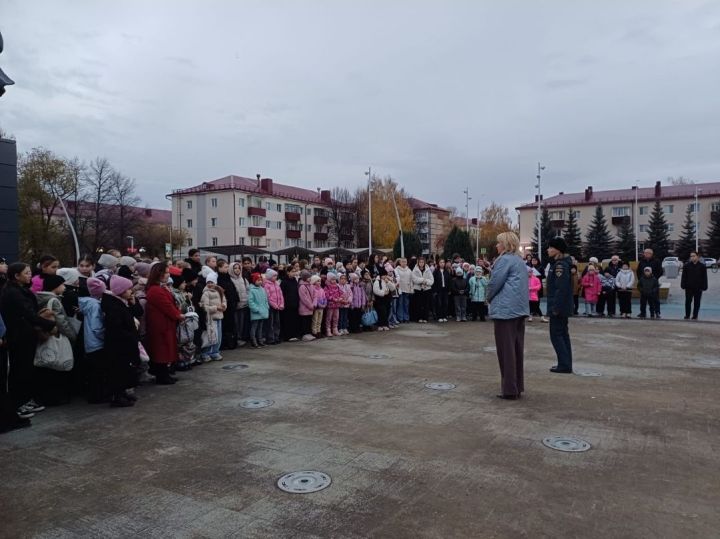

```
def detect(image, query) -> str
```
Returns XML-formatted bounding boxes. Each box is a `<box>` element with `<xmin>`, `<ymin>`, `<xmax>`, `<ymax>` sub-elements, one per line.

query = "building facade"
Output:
<box><xmin>169</xmin><ymin>175</ymin><xmax>356</xmax><ymax>257</ymax></box>
<box><xmin>408</xmin><ymin>198</ymin><xmax>451</xmax><ymax>256</ymax></box>
<box><xmin>517</xmin><ymin>180</ymin><xmax>720</xmax><ymax>255</ymax></box>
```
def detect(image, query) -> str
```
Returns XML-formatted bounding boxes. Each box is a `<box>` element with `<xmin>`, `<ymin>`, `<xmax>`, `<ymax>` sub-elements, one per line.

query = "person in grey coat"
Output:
<box><xmin>486</xmin><ymin>232</ymin><xmax>530</xmax><ymax>400</ymax></box>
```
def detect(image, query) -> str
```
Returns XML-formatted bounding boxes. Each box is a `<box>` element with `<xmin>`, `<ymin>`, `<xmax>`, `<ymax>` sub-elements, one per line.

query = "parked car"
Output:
<box><xmin>703</xmin><ymin>257</ymin><xmax>717</xmax><ymax>268</ymax></box>
<box><xmin>662</xmin><ymin>256</ymin><xmax>682</xmax><ymax>269</ymax></box>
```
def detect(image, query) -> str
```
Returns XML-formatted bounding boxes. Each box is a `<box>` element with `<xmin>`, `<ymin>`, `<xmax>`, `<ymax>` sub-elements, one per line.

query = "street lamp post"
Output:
<box><xmin>365</xmin><ymin>167</ymin><xmax>372</xmax><ymax>257</ymax></box>
<box><xmin>535</xmin><ymin>162</ymin><xmax>545</xmax><ymax>261</ymax></box>
<box><xmin>391</xmin><ymin>189</ymin><xmax>404</xmax><ymax>257</ymax></box>
<box><xmin>695</xmin><ymin>187</ymin><xmax>702</xmax><ymax>252</ymax></box>
<box><xmin>463</xmin><ymin>187</ymin><xmax>471</xmax><ymax>232</ymax></box>
<box><xmin>634</xmin><ymin>181</ymin><xmax>639</xmax><ymax>261</ymax></box>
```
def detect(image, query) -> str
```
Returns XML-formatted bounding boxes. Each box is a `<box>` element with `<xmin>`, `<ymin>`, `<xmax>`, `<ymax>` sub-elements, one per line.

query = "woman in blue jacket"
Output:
<box><xmin>486</xmin><ymin>232</ymin><xmax>530</xmax><ymax>400</ymax></box>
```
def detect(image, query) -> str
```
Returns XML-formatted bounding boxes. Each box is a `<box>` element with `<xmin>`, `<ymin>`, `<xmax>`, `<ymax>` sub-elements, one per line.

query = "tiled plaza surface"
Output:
<box><xmin>1</xmin><ymin>316</ymin><xmax>719</xmax><ymax>538</ymax></box>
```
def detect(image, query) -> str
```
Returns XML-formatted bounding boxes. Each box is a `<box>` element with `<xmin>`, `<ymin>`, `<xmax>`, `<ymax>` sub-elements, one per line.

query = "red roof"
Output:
<box><xmin>52</xmin><ymin>201</ymin><xmax>171</xmax><ymax>225</ymax></box>
<box><xmin>408</xmin><ymin>197</ymin><xmax>450</xmax><ymax>213</ymax></box>
<box><xmin>517</xmin><ymin>181</ymin><xmax>720</xmax><ymax>209</ymax></box>
<box><xmin>171</xmin><ymin>175</ymin><xmax>328</xmax><ymax>205</ymax></box>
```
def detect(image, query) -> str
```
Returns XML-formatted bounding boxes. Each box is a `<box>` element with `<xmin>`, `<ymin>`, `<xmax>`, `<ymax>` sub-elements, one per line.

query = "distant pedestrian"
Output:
<box><xmin>546</xmin><ymin>237</ymin><xmax>574</xmax><ymax>374</ymax></box>
<box><xmin>681</xmin><ymin>252</ymin><xmax>708</xmax><ymax>320</ymax></box>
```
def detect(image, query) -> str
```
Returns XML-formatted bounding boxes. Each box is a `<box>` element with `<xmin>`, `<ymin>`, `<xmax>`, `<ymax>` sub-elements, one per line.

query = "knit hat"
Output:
<box><xmin>86</xmin><ymin>277</ymin><xmax>106</xmax><ymax>298</ymax></box>
<box><xmin>310</xmin><ymin>275</ymin><xmax>321</xmax><ymax>285</ymax></box>
<box><xmin>135</xmin><ymin>262</ymin><xmax>151</xmax><ymax>278</ymax></box>
<box><xmin>169</xmin><ymin>266</ymin><xmax>182</xmax><ymax>277</ymax></box>
<box><xmin>181</xmin><ymin>268</ymin><xmax>198</xmax><ymax>283</ymax></box>
<box><xmin>455</xmin><ymin>267</ymin><xmax>464</xmax><ymax>276</ymax></box>
<box><xmin>475</xmin><ymin>267</ymin><xmax>484</xmax><ymax>274</ymax></box>
<box><xmin>251</xmin><ymin>272</ymin><xmax>263</xmax><ymax>283</ymax></box>
<box><xmin>56</xmin><ymin>268</ymin><xmax>80</xmax><ymax>286</ymax></box>
<box><xmin>265</xmin><ymin>268</ymin><xmax>277</xmax><ymax>280</ymax></box>
<box><xmin>43</xmin><ymin>274</ymin><xmax>65</xmax><ymax>292</ymax></box>
<box><xmin>98</xmin><ymin>253</ymin><xmax>119</xmax><ymax>270</ymax></box>
<box><xmin>109</xmin><ymin>275</ymin><xmax>133</xmax><ymax>296</ymax></box>
<box><xmin>206</xmin><ymin>272</ymin><xmax>218</xmax><ymax>285</ymax></box>
<box><xmin>119</xmin><ymin>256</ymin><xmax>137</xmax><ymax>268</ymax></box>
<box><xmin>300</xmin><ymin>269</ymin><xmax>312</xmax><ymax>281</ymax></box>
<box><xmin>589</xmin><ymin>256</ymin><xmax>599</xmax><ymax>264</ymax></box>
<box><xmin>548</xmin><ymin>237</ymin><xmax>568</xmax><ymax>253</ymax></box>
<box><xmin>349</xmin><ymin>272</ymin><xmax>360</xmax><ymax>281</ymax></box>
<box><xmin>327</xmin><ymin>272</ymin><xmax>338</xmax><ymax>281</ymax></box>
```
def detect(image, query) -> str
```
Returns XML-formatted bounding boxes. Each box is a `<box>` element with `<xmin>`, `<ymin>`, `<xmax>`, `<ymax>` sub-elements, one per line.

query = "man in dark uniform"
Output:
<box><xmin>546</xmin><ymin>237</ymin><xmax>574</xmax><ymax>374</ymax></box>
<box><xmin>636</xmin><ymin>248</ymin><xmax>663</xmax><ymax>318</ymax></box>
<box><xmin>681</xmin><ymin>251</ymin><xmax>708</xmax><ymax>320</ymax></box>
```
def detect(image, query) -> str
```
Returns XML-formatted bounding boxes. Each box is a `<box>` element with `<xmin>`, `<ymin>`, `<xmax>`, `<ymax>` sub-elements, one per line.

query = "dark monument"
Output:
<box><xmin>0</xmin><ymin>31</ymin><xmax>18</xmax><ymax>261</ymax></box>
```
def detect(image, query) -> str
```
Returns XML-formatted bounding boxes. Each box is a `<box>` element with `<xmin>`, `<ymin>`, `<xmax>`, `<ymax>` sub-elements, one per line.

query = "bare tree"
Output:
<box><xmin>83</xmin><ymin>157</ymin><xmax>116</xmax><ymax>252</ymax></box>
<box><xmin>328</xmin><ymin>187</ymin><xmax>356</xmax><ymax>248</ymax></box>
<box><xmin>667</xmin><ymin>176</ymin><xmax>694</xmax><ymax>185</ymax></box>
<box><xmin>110</xmin><ymin>172</ymin><xmax>141</xmax><ymax>250</ymax></box>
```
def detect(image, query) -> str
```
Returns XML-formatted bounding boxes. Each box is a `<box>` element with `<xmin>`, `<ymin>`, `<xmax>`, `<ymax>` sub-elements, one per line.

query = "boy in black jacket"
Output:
<box><xmin>637</xmin><ymin>267</ymin><xmax>660</xmax><ymax>319</ymax></box>
<box><xmin>450</xmin><ymin>267</ymin><xmax>469</xmax><ymax>322</ymax></box>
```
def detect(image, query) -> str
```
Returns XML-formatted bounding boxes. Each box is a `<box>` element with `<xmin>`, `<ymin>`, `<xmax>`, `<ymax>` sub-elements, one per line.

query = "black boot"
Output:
<box><xmin>154</xmin><ymin>364</ymin><xmax>177</xmax><ymax>385</ymax></box>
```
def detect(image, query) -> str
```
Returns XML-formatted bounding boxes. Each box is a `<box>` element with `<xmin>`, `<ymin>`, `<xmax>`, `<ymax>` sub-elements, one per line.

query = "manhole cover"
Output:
<box><xmin>694</xmin><ymin>358</ymin><xmax>720</xmax><ymax>367</ymax></box>
<box><xmin>240</xmin><ymin>398</ymin><xmax>274</xmax><ymax>409</ymax></box>
<box><xmin>277</xmin><ymin>471</ymin><xmax>331</xmax><ymax>494</ymax></box>
<box><xmin>574</xmin><ymin>370</ymin><xmax>602</xmax><ymax>377</ymax></box>
<box><xmin>425</xmin><ymin>382</ymin><xmax>456</xmax><ymax>390</ymax></box>
<box><xmin>222</xmin><ymin>364</ymin><xmax>249</xmax><ymax>371</ymax></box>
<box><xmin>483</xmin><ymin>346</ymin><xmax>496</xmax><ymax>353</ymax></box>
<box><xmin>369</xmin><ymin>354</ymin><xmax>391</xmax><ymax>359</ymax></box>
<box><xmin>542</xmin><ymin>436</ymin><xmax>591</xmax><ymax>452</ymax></box>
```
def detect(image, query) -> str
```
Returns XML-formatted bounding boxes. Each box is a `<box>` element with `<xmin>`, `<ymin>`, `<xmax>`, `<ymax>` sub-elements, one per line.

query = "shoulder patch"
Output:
<box><xmin>554</xmin><ymin>265</ymin><xmax>564</xmax><ymax>277</ymax></box>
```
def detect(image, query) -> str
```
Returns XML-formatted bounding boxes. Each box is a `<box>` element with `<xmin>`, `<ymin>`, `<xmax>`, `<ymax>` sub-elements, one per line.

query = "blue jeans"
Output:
<box><xmin>398</xmin><ymin>293</ymin><xmax>410</xmax><ymax>322</ymax></box>
<box><xmin>389</xmin><ymin>297</ymin><xmax>399</xmax><ymax>326</ymax></box>
<box><xmin>549</xmin><ymin>315</ymin><xmax>572</xmax><ymax>371</ymax></box>
<box><xmin>201</xmin><ymin>319</ymin><xmax>222</xmax><ymax>358</ymax></box>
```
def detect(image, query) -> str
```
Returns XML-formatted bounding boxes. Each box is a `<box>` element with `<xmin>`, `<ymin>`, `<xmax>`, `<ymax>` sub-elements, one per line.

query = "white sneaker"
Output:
<box><xmin>528</xmin><ymin>316</ymin><xmax>533</xmax><ymax>322</ymax></box>
<box><xmin>541</xmin><ymin>316</ymin><xmax>549</xmax><ymax>323</ymax></box>
<box><xmin>301</xmin><ymin>334</ymin><xmax>316</xmax><ymax>341</ymax></box>
<box><xmin>16</xmin><ymin>406</ymin><xmax>35</xmax><ymax>419</ymax></box>
<box><xmin>289</xmin><ymin>337</ymin><xmax>299</xmax><ymax>342</ymax></box>
<box><xmin>24</xmin><ymin>400</ymin><xmax>45</xmax><ymax>413</ymax></box>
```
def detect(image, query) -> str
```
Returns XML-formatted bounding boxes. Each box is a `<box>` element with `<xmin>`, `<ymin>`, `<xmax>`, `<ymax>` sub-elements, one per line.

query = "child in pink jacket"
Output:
<box><xmin>298</xmin><ymin>270</ymin><xmax>315</xmax><ymax>341</ymax></box>
<box><xmin>324</xmin><ymin>273</ymin><xmax>343</xmax><ymax>337</ymax></box>
<box><xmin>580</xmin><ymin>265</ymin><xmax>602</xmax><ymax>316</ymax></box>
<box><xmin>528</xmin><ymin>267</ymin><xmax>542</xmax><ymax>321</ymax></box>
<box><xmin>310</xmin><ymin>275</ymin><xmax>326</xmax><ymax>338</ymax></box>
<box><xmin>262</xmin><ymin>269</ymin><xmax>285</xmax><ymax>344</ymax></box>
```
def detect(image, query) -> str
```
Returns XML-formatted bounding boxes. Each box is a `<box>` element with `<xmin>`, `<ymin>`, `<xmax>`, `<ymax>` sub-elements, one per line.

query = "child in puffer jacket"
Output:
<box><xmin>298</xmin><ymin>270</ymin><xmax>316</xmax><ymax>341</ymax></box>
<box><xmin>337</xmin><ymin>273</ymin><xmax>352</xmax><ymax>335</ymax></box>
<box><xmin>468</xmin><ymin>267</ymin><xmax>489</xmax><ymax>322</ymax></box>
<box><xmin>527</xmin><ymin>267</ymin><xmax>542</xmax><ymax>321</ymax></box>
<box><xmin>615</xmin><ymin>262</ymin><xmax>635</xmax><ymax>318</ymax></box>
<box><xmin>580</xmin><ymin>264</ymin><xmax>602</xmax><ymax>316</ymax></box>
<box><xmin>324</xmin><ymin>273</ymin><xmax>343</xmax><ymax>337</ymax></box>
<box><xmin>310</xmin><ymin>275</ymin><xmax>326</xmax><ymax>338</ymax></box>
<box><xmin>349</xmin><ymin>273</ymin><xmax>366</xmax><ymax>333</ymax></box>
<box><xmin>263</xmin><ymin>269</ymin><xmax>284</xmax><ymax>345</ymax></box>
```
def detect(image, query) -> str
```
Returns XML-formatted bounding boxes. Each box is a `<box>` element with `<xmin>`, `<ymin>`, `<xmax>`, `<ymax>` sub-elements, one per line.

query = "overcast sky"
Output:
<box><xmin>2</xmin><ymin>1</ymin><xmax>720</xmax><ymax>215</ymax></box>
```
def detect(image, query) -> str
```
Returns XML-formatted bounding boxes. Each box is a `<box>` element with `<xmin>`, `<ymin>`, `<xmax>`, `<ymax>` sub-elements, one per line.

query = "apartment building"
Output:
<box><xmin>169</xmin><ymin>175</ymin><xmax>355</xmax><ymax>257</ymax></box>
<box><xmin>408</xmin><ymin>197</ymin><xmax>451</xmax><ymax>256</ymax></box>
<box><xmin>517</xmin><ymin>180</ymin><xmax>720</xmax><ymax>254</ymax></box>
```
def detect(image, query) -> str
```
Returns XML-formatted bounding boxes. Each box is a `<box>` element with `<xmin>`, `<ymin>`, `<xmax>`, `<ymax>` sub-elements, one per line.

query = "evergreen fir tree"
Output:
<box><xmin>706</xmin><ymin>201</ymin><xmax>720</xmax><ymax>258</ymax></box>
<box><xmin>393</xmin><ymin>231</ymin><xmax>423</xmax><ymax>260</ymax></box>
<box><xmin>646</xmin><ymin>199</ymin><xmax>670</xmax><ymax>260</ymax></box>
<box><xmin>674</xmin><ymin>205</ymin><xmax>696</xmax><ymax>261</ymax></box>
<box><xmin>584</xmin><ymin>204</ymin><xmax>613</xmax><ymax>261</ymax></box>
<box><xmin>616</xmin><ymin>219</ymin><xmax>636</xmax><ymax>263</ymax></box>
<box><xmin>563</xmin><ymin>208</ymin><xmax>582</xmax><ymax>260</ymax></box>
<box><xmin>442</xmin><ymin>226</ymin><xmax>474</xmax><ymax>262</ymax></box>
<box><xmin>531</xmin><ymin>207</ymin><xmax>553</xmax><ymax>264</ymax></box>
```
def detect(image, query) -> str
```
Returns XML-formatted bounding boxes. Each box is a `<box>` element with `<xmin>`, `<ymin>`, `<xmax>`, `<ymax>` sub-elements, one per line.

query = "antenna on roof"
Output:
<box><xmin>256</xmin><ymin>173</ymin><xmax>261</xmax><ymax>187</ymax></box>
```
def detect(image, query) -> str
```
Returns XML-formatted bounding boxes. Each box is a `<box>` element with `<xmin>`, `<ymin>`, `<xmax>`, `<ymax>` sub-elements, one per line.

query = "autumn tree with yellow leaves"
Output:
<box><xmin>353</xmin><ymin>175</ymin><xmax>415</xmax><ymax>249</ymax></box>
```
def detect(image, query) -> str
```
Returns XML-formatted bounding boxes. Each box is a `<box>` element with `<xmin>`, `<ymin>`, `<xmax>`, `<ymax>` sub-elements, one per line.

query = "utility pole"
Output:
<box><xmin>535</xmin><ymin>162</ymin><xmax>545</xmax><ymax>261</ymax></box>
<box><xmin>634</xmin><ymin>181</ymin><xmax>639</xmax><ymax>262</ymax></box>
<box><xmin>365</xmin><ymin>167</ymin><xmax>372</xmax><ymax>257</ymax></box>
<box><xmin>463</xmin><ymin>187</ymin><xmax>471</xmax><ymax>232</ymax></box>
<box><xmin>476</xmin><ymin>200</ymin><xmax>480</xmax><ymax>261</ymax></box>
<box><xmin>695</xmin><ymin>186</ymin><xmax>702</xmax><ymax>252</ymax></box>
<box><xmin>391</xmin><ymin>189</ymin><xmax>404</xmax><ymax>257</ymax></box>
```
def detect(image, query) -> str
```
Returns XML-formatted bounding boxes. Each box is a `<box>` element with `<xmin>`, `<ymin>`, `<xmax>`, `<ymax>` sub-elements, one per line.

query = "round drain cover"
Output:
<box><xmin>369</xmin><ymin>354</ymin><xmax>391</xmax><ymax>360</ymax></box>
<box><xmin>425</xmin><ymin>382</ymin><xmax>456</xmax><ymax>390</ymax></box>
<box><xmin>542</xmin><ymin>436</ymin><xmax>591</xmax><ymax>452</ymax></box>
<box><xmin>240</xmin><ymin>398</ymin><xmax>274</xmax><ymax>409</ymax></box>
<box><xmin>574</xmin><ymin>369</ymin><xmax>602</xmax><ymax>377</ymax></box>
<box><xmin>694</xmin><ymin>358</ymin><xmax>720</xmax><ymax>367</ymax></box>
<box><xmin>277</xmin><ymin>471</ymin><xmax>331</xmax><ymax>494</ymax></box>
<box><xmin>222</xmin><ymin>363</ymin><xmax>249</xmax><ymax>371</ymax></box>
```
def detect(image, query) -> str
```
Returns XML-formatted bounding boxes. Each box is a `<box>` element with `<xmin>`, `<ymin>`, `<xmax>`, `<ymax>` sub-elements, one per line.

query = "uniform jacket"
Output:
<box><xmin>412</xmin><ymin>266</ymin><xmax>434</xmax><ymax>291</ymax></box>
<box><xmin>546</xmin><ymin>255</ymin><xmax>574</xmax><ymax>317</ymax></box>
<box><xmin>580</xmin><ymin>273</ymin><xmax>602</xmax><ymax>302</ymax></box>
<box><xmin>681</xmin><ymin>261</ymin><xmax>708</xmax><ymax>291</ymax></box>
<box><xmin>248</xmin><ymin>284</ymin><xmax>270</xmax><ymax>320</ymax></box>
<box><xmin>527</xmin><ymin>275</ymin><xmax>542</xmax><ymax>302</ymax></box>
<box><xmin>263</xmin><ymin>280</ymin><xmax>285</xmax><ymax>311</ymax></box>
<box><xmin>298</xmin><ymin>281</ymin><xmax>315</xmax><ymax>316</ymax></box>
<box><xmin>145</xmin><ymin>283</ymin><xmax>183</xmax><ymax>364</ymax></box>
<box><xmin>486</xmin><ymin>253</ymin><xmax>530</xmax><ymax>319</ymax></box>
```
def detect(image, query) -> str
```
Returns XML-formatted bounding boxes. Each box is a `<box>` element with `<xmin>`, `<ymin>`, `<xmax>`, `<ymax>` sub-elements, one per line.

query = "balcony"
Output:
<box><xmin>314</xmin><ymin>232</ymin><xmax>328</xmax><ymax>241</ymax></box>
<box><xmin>550</xmin><ymin>219</ymin><xmax>565</xmax><ymax>228</ymax></box>
<box><xmin>248</xmin><ymin>227</ymin><xmax>266</xmax><ymax>237</ymax></box>
<box><xmin>340</xmin><ymin>233</ymin><xmax>354</xmax><ymax>241</ymax></box>
<box><xmin>285</xmin><ymin>211</ymin><xmax>301</xmax><ymax>221</ymax></box>
<box><xmin>612</xmin><ymin>215</ymin><xmax>631</xmax><ymax>225</ymax></box>
<box><xmin>248</xmin><ymin>207</ymin><xmax>266</xmax><ymax>217</ymax></box>
<box><xmin>286</xmin><ymin>229</ymin><xmax>301</xmax><ymax>239</ymax></box>
<box><xmin>314</xmin><ymin>215</ymin><xmax>328</xmax><ymax>225</ymax></box>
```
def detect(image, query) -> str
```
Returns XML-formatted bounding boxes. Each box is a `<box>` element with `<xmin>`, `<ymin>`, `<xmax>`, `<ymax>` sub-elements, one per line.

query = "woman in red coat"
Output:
<box><xmin>144</xmin><ymin>262</ymin><xmax>184</xmax><ymax>385</ymax></box>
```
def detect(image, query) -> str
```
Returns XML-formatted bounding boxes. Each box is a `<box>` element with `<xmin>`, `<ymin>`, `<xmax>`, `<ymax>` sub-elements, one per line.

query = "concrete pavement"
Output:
<box><xmin>1</xmin><ymin>317</ymin><xmax>719</xmax><ymax>538</ymax></box>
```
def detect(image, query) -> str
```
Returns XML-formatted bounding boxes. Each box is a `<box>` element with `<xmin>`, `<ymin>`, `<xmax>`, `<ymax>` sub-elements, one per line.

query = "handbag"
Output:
<box><xmin>138</xmin><ymin>342</ymin><xmax>150</xmax><ymax>364</ymax></box>
<box><xmin>361</xmin><ymin>308</ymin><xmax>378</xmax><ymax>327</ymax></box>
<box><xmin>177</xmin><ymin>308</ymin><xmax>200</xmax><ymax>345</ymax></box>
<box><xmin>201</xmin><ymin>318</ymin><xmax>219</xmax><ymax>348</ymax></box>
<box><xmin>34</xmin><ymin>334</ymin><xmax>74</xmax><ymax>371</ymax></box>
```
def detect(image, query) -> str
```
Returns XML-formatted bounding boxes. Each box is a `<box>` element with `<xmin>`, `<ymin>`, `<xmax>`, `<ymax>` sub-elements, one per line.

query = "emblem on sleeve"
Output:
<box><xmin>555</xmin><ymin>266</ymin><xmax>564</xmax><ymax>277</ymax></box>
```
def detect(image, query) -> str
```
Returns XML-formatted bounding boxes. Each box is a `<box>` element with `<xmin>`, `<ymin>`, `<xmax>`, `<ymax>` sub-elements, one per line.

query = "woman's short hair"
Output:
<box><xmin>497</xmin><ymin>231</ymin><xmax>520</xmax><ymax>254</ymax></box>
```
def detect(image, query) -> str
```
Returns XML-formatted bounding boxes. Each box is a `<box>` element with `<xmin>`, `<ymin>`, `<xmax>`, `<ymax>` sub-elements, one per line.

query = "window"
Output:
<box><xmin>186</xmin><ymin>200</ymin><xmax>193</xmax><ymax>209</ymax></box>
<box><xmin>570</xmin><ymin>210</ymin><xmax>581</xmax><ymax>219</ymax></box>
<box><xmin>211</xmin><ymin>198</ymin><xmax>218</xmax><ymax>208</ymax></box>
<box><xmin>211</xmin><ymin>217</ymin><xmax>217</xmax><ymax>227</ymax></box>
<box><xmin>238</xmin><ymin>198</ymin><xmax>245</xmax><ymax>207</ymax></box>
<box><xmin>286</xmin><ymin>203</ymin><xmax>302</xmax><ymax>213</ymax></box>
<box><xmin>276</xmin><ymin>221</ymin><xmax>282</xmax><ymax>230</ymax></box>
<box><xmin>639</xmin><ymin>225</ymin><xmax>649</xmax><ymax>233</ymax></box>
<box><xmin>186</xmin><ymin>219</ymin><xmax>193</xmax><ymax>228</ymax></box>
<box><xmin>239</xmin><ymin>237</ymin><xmax>245</xmax><ymax>245</ymax></box>
<box><xmin>612</xmin><ymin>207</ymin><xmax>630</xmax><ymax>217</ymax></box>
<box><xmin>251</xmin><ymin>237</ymin><xmax>261</xmax><ymax>246</ymax></box>
<box><xmin>639</xmin><ymin>206</ymin><xmax>649</xmax><ymax>215</ymax></box>
<box><xmin>265</xmin><ymin>220</ymin><xmax>271</xmax><ymax>228</ymax></box>
<box><xmin>266</xmin><ymin>202</ymin><xmax>273</xmax><ymax>211</ymax></box>
<box><xmin>307</xmin><ymin>225</ymin><xmax>312</xmax><ymax>232</ymax></box>
<box><xmin>239</xmin><ymin>217</ymin><xmax>245</xmax><ymax>227</ymax></box>
<box><xmin>666</xmin><ymin>223</ymin><xmax>674</xmax><ymax>232</ymax></box>
<box><xmin>276</xmin><ymin>239</ymin><xmax>282</xmax><ymax>248</ymax></box>
<box><xmin>307</xmin><ymin>241</ymin><xmax>312</xmax><ymax>249</ymax></box>
<box><xmin>549</xmin><ymin>211</ymin><xmax>565</xmax><ymax>220</ymax></box>
<box><xmin>663</xmin><ymin>205</ymin><xmax>674</xmax><ymax>214</ymax></box>
<box><xmin>211</xmin><ymin>237</ymin><xmax>218</xmax><ymax>246</ymax></box>
<box><xmin>285</xmin><ymin>238</ymin><xmax>300</xmax><ymax>247</ymax></box>
<box><xmin>307</xmin><ymin>208</ymin><xmax>312</xmax><ymax>215</ymax></box>
<box><xmin>250</xmin><ymin>196</ymin><xmax>263</xmax><ymax>208</ymax></box>
<box><xmin>186</xmin><ymin>238</ymin><xmax>193</xmax><ymax>246</ymax></box>
<box><xmin>251</xmin><ymin>215</ymin><xmax>263</xmax><ymax>226</ymax></box>
<box><xmin>712</xmin><ymin>202</ymin><xmax>720</xmax><ymax>212</ymax></box>
<box><xmin>688</xmin><ymin>202</ymin><xmax>700</xmax><ymax>212</ymax></box>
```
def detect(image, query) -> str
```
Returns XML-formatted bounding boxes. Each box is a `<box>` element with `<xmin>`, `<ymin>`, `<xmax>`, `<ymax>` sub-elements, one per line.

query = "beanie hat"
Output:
<box><xmin>251</xmin><ymin>272</ymin><xmax>263</xmax><ymax>283</ymax></box>
<box><xmin>455</xmin><ymin>267</ymin><xmax>464</xmax><ymax>276</ymax></box>
<box><xmin>589</xmin><ymin>256</ymin><xmax>599</xmax><ymax>264</ymax></box>
<box><xmin>300</xmin><ymin>269</ymin><xmax>312</xmax><ymax>281</ymax></box>
<box><xmin>310</xmin><ymin>275</ymin><xmax>321</xmax><ymax>285</ymax></box>
<box><xmin>349</xmin><ymin>272</ymin><xmax>360</xmax><ymax>281</ymax></box>
<box><xmin>86</xmin><ymin>277</ymin><xmax>106</xmax><ymax>298</ymax></box>
<box><xmin>548</xmin><ymin>237</ymin><xmax>568</xmax><ymax>253</ymax></box>
<box><xmin>206</xmin><ymin>272</ymin><xmax>218</xmax><ymax>285</ymax></box>
<box><xmin>119</xmin><ymin>256</ymin><xmax>137</xmax><ymax>268</ymax></box>
<box><xmin>109</xmin><ymin>275</ymin><xmax>133</xmax><ymax>296</ymax></box>
<box><xmin>135</xmin><ymin>262</ymin><xmax>151</xmax><ymax>278</ymax></box>
<box><xmin>265</xmin><ymin>269</ymin><xmax>277</xmax><ymax>280</ymax></box>
<box><xmin>56</xmin><ymin>268</ymin><xmax>80</xmax><ymax>286</ymax></box>
<box><xmin>181</xmin><ymin>268</ymin><xmax>198</xmax><ymax>283</ymax></box>
<box><xmin>43</xmin><ymin>274</ymin><xmax>66</xmax><ymax>292</ymax></box>
<box><xmin>326</xmin><ymin>272</ymin><xmax>338</xmax><ymax>281</ymax></box>
<box><xmin>168</xmin><ymin>266</ymin><xmax>182</xmax><ymax>277</ymax></box>
<box><xmin>98</xmin><ymin>253</ymin><xmax>119</xmax><ymax>270</ymax></box>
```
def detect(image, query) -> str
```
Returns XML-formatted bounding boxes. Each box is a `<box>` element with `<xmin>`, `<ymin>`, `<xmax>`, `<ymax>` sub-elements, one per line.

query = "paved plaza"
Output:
<box><xmin>2</xmin><ymin>315</ymin><xmax>719</xmax><ymax>538</ymax></box>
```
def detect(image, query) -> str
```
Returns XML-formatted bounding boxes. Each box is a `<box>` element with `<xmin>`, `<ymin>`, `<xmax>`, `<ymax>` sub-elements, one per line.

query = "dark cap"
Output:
<box><xmin>548</xmin><ymin>237</ymin><xmax>568</xmax><ymax>253</ymax></box>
